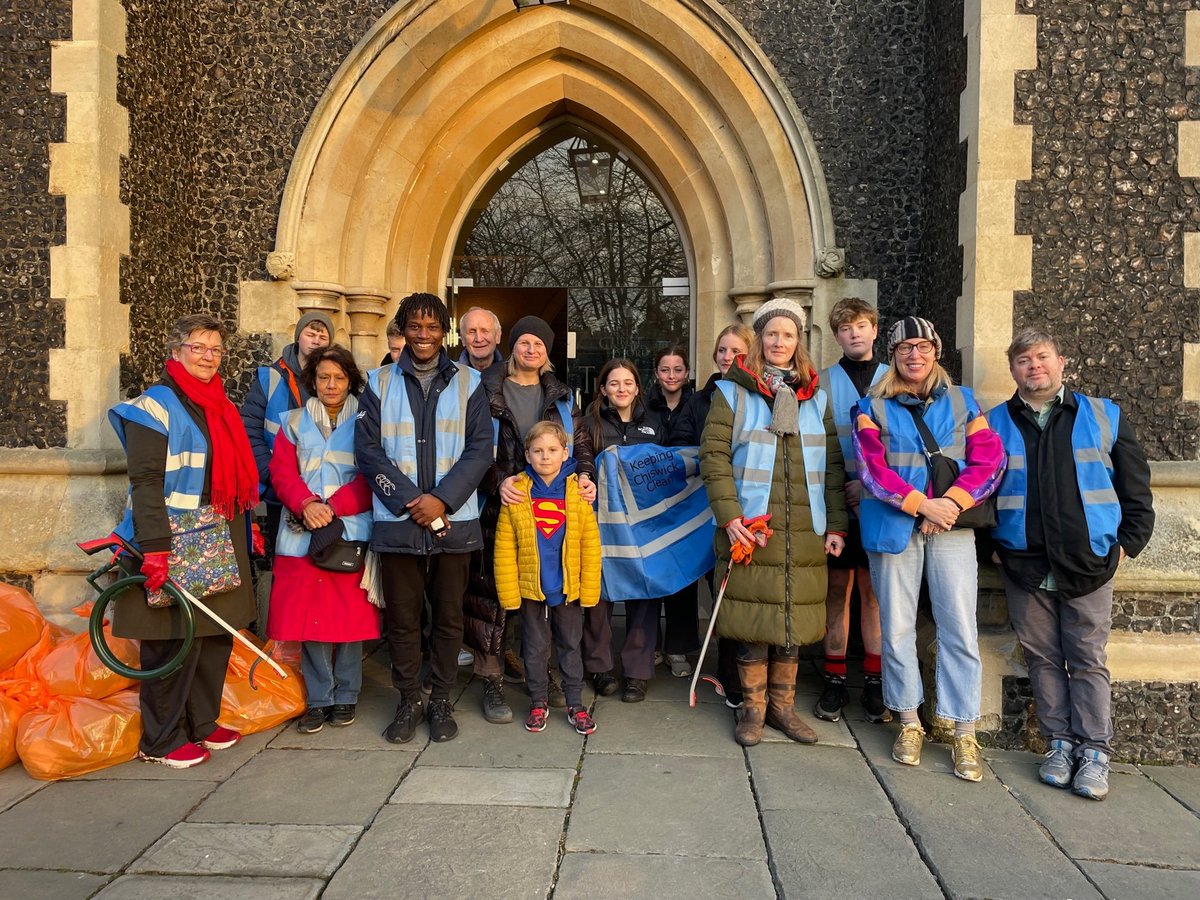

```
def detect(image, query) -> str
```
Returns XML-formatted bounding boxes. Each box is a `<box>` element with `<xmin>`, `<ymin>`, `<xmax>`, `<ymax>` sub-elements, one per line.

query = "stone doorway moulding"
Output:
<box><xmin>243</xmin><ymin>0</ymin><xmax>870</xmax><ymax>372</ymax></box>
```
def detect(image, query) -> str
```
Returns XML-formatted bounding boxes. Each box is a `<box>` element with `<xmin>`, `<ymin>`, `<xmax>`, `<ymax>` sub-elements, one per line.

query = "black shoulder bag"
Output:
<box><xmin>904</xmin><ymin>406</ymin><xmax>997</xmax><ymax>530</ymax></box>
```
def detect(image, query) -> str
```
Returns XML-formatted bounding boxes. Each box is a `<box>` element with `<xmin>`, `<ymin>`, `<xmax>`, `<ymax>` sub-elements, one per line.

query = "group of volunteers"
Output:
<box><xmin>104</xmin><ymin>290</ymin><xmax>1153</xmax><ymax>803</ymax></box>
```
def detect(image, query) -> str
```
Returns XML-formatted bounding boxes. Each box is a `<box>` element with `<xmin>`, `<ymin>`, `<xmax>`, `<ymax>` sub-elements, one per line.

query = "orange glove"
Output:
<box><xmin>731</xmin><ymin>514</ymin><xmax>774</xmax><ymax>565</ymax></box>
<box><xmin>140</xmin><ymin>551</ymin><xmax>170</xmax><ymax>592</ymax></box>
<box><xmin>251</xmin><ymin>522</ymin><xmax>265</xmax><ymax>556</ymax></box>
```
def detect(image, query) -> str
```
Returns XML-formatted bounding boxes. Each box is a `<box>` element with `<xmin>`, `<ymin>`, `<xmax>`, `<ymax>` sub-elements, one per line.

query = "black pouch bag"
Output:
<box><xmin>905</xmin><ymin>406</ymin><xmax>998</xmax><ymax>530</ymax></box>
<box><xmin>308</xmin><ymin>517</ymin><xmax>368</xmax><ymax>573</ymax></box>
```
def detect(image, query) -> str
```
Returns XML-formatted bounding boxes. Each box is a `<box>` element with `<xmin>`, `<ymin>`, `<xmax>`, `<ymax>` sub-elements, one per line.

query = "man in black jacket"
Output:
<box><xmin>356</xmin><ymin>293</ymin><xmax>492</xmax><ymax>744</ymax></box>
<box><xmin>986</xmin><ymin>329</ymin><xmax>1154</xmax><ymax>801</ymax></box>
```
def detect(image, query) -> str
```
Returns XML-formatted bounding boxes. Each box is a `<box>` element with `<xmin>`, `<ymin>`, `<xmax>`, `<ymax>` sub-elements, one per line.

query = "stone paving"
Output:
<box><xmin>1</xmin><ymin>644</ymin><xmax>1198</xmax><ymax>899</ymax></box>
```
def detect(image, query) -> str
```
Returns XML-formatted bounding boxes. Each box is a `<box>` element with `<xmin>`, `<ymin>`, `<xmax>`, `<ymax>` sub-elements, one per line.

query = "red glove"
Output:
<box><xmin>251</xmin><ymin>522</ymin><xmax>265</xmax><ymax>556</ymax></box>
<box><xmin>140</xmin><ymin>551</ymin><xmax>170</xmax><ymax>592</ymax></box>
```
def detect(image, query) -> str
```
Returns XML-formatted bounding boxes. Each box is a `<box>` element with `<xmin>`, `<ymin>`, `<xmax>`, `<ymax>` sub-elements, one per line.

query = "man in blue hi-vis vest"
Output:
<box><xmin>356</xmin><ymin>293</ymin><xmax>492</xmax><ymax>747</ymax></box>
<box><xmin>986</xmin><ymin>329</ymin><xmax>1154</xmax><ymax>802</ymax></box>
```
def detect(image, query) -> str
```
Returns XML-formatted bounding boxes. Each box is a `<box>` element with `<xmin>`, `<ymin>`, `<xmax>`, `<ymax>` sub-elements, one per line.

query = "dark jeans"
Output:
<box><xmin>520</xmin><ymin>600</ymin><xmax>585</xmax><ymax>708</ymax></box>
<box><xmin>1003</xmin><ymin>571</ymin><xmax>1115</xmax><ymax>754</ymax></box>
<box><xmin>139</xmin><ymin>633</ymin><xmax>233</xmax><ymax>757</ymax></box>
<box><xmin>380</xmin><ymin>553</ymin><xmax>468</xmax><ymax>702</ymax></box>
<box><xmin>661</xmin><ymin>582</ymin><xmax>700</xmax><ymax>655</ymax></box>
<box><xmin>583</xmin><ymin>599</ymin><xmax>661</xmax><ymax>680</ymax></box>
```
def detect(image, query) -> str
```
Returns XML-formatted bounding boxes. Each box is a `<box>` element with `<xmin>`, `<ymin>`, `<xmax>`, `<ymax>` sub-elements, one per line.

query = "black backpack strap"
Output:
<box><xmin>903</xmin><ymin>404</ymin><xmax>943</xmax><ymax>458</ymax></box>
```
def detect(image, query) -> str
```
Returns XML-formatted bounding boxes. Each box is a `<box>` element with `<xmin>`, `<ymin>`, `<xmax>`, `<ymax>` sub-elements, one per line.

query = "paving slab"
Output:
<box><xmin>323</xmin><ymin>803</ymin><xmax>563</xmax><ymax>900</ymax></box>
<box><xmin>268</xmin><ymin>684</ymin><xmax>424</xmax><ymax>751</ymax></box>
<box><xmin>586</xmin><ymin>697</ymin><xmax>741</xmax><ymax>758</ymax></box>
<box><xmin>755</xmin><ymin>690</ymin><xmax>857</xmax><ymax>748</ymax></box>
<box><xmin>80</xmin><ymin>727</ymin><xmax>278</xmax><ymax>781</ymax></box>
<box><xmin>0</xmin><ymin>779</ymin><xmax>213</xmax><ymax>873</ymax></box>
<box><xmin>1079</xmin><ymin>861</ymin><xmax>1200</xmax><ymax>900</ymax></box>
<box><xmin>188</xmin><ymin>748</ymin><xmax>414</xmax><ymax>826</ymax></box>
<box><xmin>990</xmin><ymin>758</ymin><xmax>1200</xmax><ymax>868</ymax></box>
<box><xmin>880</xmin><ymin>763</ymin><xmax>1102</xmax><ymax>899</ymax></box>
<box><xmin>0</xmin><ymin>763</ymin><xmax>43</xmax><ymax>813</ymax></box>
<box><xmin>747</xmin><ymin>742</ymin><xmax>895</xmax><ymax>812</ymax></box>
<box><xmin>763</xmin><ymin>809</ymin><xmax>942</xmax><ymax>900</ymax></box>
<box><xmin>555</xmin><ymin>851</ymin><xmax>776</xmax><ymax>899</ymax></box>
<box><xmin>0</xmin><ymin>870</ymin><xmax>109</xmax><ymax>900</ymax></box>
<box><xmin>128</xmin><ymin>822</ymin><xmax>361</xmax><ymax>877</ymax></box>
<box><xmin>636</xmin><ymin>667</ymin><xmax>724</xmax><ymax>704</ymax></box>
<box><xmin>1143</xmin><ymin>765</ymin><xmax>1200</xmax><ymax>815</ymax></box>
<box><xmin>391</xmin><ymin>765</ymin><xmax>575</xmax><ymax>807</ymax></box>
<box><xmin>95</xmin><ymin>874</ymin><xmax>324</xmax><ymax>899</ymax></box>
<box><xmin>567</xmin><ymin>753</ymin><xmax>766</xmax><ymax>859</ymax></box>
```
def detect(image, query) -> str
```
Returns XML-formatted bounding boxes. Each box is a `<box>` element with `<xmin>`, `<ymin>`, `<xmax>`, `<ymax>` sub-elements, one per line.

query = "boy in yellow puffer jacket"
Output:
<box><xmin>495</xmin><ymin>421</ymin><xmax>602</xmax><ymax>734</ymax></box>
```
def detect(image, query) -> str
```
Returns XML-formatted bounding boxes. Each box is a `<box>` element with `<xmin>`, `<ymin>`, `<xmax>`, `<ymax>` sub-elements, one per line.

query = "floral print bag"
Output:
<box><xmin>145</xmin><ymin>505</ymin><xmax>241</xmax><ymax>608</ymax></box>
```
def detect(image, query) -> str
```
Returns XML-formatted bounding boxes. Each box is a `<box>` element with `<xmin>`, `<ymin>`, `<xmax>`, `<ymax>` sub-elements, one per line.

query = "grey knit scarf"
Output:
<box><xmin>762</xmin><ymin>365</ymin><xmax>800</xmax><ymax>436</ymax></box>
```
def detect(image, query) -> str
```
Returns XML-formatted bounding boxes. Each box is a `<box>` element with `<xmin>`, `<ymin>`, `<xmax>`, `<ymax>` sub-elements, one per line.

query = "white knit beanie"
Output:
<box><xmin>752</xmin><ymin>298</ymin><xmax>808</xmax><ymax>335</ymax></box>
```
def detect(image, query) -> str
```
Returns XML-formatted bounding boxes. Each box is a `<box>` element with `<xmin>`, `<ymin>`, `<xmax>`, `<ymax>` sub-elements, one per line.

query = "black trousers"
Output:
<box><xmin>736</xmin><ymin>642</ymin><xmax>800</xmax><ymax>662</ymax></box>
<box><xmin>661</xmin><ymin>581</ymin><xmax>700</xmax><ymax>655</ymax></box>
<box><xmin>520</xmin><ymin>600</ymin><xmax>585</xmax><ymax>708</ymax></box>
<box><xmin>380</xmin><ymin>553</ymin><xmax>467</xmax><ymax>702</ymax></box>
<box><xmin>139</xmin><ymin>633</ymin><xmax>233</xmax><ymax>757</ymax></box>
<box><xmin>583</xmin><ymin>599</ymin><xmax>660</xmax><ymax>680</ymax></box>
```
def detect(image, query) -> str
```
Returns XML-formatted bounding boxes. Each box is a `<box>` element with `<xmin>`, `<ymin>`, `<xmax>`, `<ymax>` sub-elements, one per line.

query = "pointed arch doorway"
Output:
<box><xmin>247</xmin><ymin>1</ymin><xmax>860</xmax><ymax>373</ymax></box>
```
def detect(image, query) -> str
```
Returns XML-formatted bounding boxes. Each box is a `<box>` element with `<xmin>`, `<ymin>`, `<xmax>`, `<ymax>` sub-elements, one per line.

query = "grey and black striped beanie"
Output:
<box><xmin>885</xmin><ymin>316</ymin><xmax>942</xmax><ymax>360</ymax></box>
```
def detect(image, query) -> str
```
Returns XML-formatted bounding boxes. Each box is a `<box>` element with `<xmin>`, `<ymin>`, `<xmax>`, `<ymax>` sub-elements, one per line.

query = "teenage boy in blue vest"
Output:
<box><xmin>987</xmin><ymin>329</ymin><xmax>1154</xmax><ymax>800</ymax></box>
<box><xmin>241</xmin><ymin>311</ymin><xmax>333</xmax><ymax>551</ymax></box>
<box><xmin>356</xmin><ymin>293</ymin><xmax>493</xmax><ymax>744</ymax></box>
<box><xmin>814</xmin><ymin>298</ymin><xmax>890</xmax><ymax>724</ymax></box>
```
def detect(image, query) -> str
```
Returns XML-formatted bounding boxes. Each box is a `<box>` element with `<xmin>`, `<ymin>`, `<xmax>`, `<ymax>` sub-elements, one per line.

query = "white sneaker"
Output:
<box><xmin>667</xmin><ymin>654</ymin><xmax>693</xmax><ymax>678</ymax></box>
<box><xmin>457</xmin><ymin>649</ymin><xmax>474</xmax><ymax>667</ymax></box>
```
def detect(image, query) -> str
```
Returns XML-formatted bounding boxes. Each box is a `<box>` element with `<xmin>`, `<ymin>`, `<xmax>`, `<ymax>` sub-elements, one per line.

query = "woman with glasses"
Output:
<box><xmin>107</xmin><ymin>314</ymin><xmax>260</xmax><ymax>768</ymax></box>
<box><xmin>852</xmin><ymin>317</ymin><xmax>1005</xmax><ymax>781</ymax></box>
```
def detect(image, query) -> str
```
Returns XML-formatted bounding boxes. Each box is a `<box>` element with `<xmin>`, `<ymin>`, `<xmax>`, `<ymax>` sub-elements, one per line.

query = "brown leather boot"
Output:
<box><xmin>765</xmin><ymin>656</ymin><xmax>818</xmax><ymax>743</ymax></box>
<box><xmin>733</xmin><ymin>658</ymin><xmax>768</xmax><ymax>747</ymax></box>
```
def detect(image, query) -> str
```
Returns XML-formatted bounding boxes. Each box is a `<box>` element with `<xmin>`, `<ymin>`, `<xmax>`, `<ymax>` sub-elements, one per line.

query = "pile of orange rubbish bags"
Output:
<box><xmin>0</xmin><ymin>583</ymin><xmax>304</xmax><ymax>781</ymax></box>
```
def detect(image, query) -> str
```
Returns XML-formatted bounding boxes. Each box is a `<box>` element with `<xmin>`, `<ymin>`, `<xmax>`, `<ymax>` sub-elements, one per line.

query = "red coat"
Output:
<box><xmin>265</xmin><ymin>432</ymin><xmax>381</xmax><ymax>643</ymax></box>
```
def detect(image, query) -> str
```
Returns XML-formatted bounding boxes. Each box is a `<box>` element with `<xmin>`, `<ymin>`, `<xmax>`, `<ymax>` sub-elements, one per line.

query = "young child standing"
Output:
<box><xmin>494</xmin><ymin>421</ymin><xmax>602</xmax><ymax>735</ymax></box>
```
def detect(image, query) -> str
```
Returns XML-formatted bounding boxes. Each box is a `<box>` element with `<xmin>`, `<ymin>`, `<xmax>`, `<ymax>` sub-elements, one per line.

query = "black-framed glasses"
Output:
<box><xmin>894</xmin><ymin>340</ymin><xmax>934</xmax><ymax>356</ymax></box>
<box><xmin>181</xmin><ymin>343</ymin><xmax>226</xmax><ymax>359</ymax></box>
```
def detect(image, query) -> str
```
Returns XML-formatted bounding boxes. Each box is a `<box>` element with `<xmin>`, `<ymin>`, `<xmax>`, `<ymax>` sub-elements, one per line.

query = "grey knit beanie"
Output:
<box><xmin>752</xmin><ymin>298</ymin><xmax>807</xmax><ymax>335</ymax></box>
<box><xmin>295</xmin><ymin>311</ymin><xmax>335</xmax><ymax>344</ymax></box>
<box><xmin>885</xmin><ymin>316</ymin><xmax>942</xmax><ymax>360</ymax></box>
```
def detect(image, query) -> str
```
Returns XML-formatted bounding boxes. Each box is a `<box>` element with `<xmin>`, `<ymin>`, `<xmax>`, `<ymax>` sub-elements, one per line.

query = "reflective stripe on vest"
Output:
<box><xmin>986</xmin><ymin>393</ymin><xmax>1121</xmax><ymax>558</ymax></box>
<box><xmin>275</xmin><ymin>408</ymin><xmax>372</xmax><ymax>557</ymax></box>
<box><xmin>260</xmin><ymin>365</ymin><xmax>299</xmax><ymax>451</ymax></box>
<box><xmin>368</xmin><ymin>362</ymin><xmax>482</xmax><ymax>524</ymax></box>
<box><xmin>108</xmin><ymin>386</ymin><xmax>209</xmax><ymax>544</ymax></box>
<box><xmin>856</xmin><ymin>385</ymin><xmax>977</xmax><ymax>554</ymax></box>
<box><xmin>821</xmin><ymin>362</ymin><xmax>886</xmax><ymax>477</ymax></box>
<box><xmin>714</xmin><ymin>380</ymin><xmax>830</xmax><ymax>533</ymax></box>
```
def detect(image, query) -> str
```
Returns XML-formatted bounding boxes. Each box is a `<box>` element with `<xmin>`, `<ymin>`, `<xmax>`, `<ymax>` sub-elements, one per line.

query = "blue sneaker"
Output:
<box><xmin>1038</xmin><ymin>739</ymin><xmax>1075</xmax><ymax>788</ymax></box>
<box><xmin>1072</xmin><ymin>748</ymin><xmax>1110</xmax><ymax>801</ymax></box>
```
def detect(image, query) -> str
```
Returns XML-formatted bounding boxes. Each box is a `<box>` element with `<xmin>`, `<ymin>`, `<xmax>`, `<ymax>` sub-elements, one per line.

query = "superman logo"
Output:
<box><xmin>531</xmin><ymin>499</ymin><xmax>566</xmax><ymax>539</ymax></box>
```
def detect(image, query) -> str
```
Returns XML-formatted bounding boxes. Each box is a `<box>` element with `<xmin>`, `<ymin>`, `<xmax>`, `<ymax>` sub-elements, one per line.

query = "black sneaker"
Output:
<box><xmin>548</xmin><ymin>672</ymin><xmax>567</xmax><ymax>709</ymax></box>
<box><xmin>384</xmin><ymin>697</ymin><xmax>424</xmax><ymax>744</ymax></box>
<box><xmin>813</xmin><ymin>674</ymin><xmax>849</xmax><ymax>722</ymax></box>
<box><xmin>427</xmin><ymin>698</ymin><xmax>459</xmax><ymax>743</ymax></box>
<box><xmin>592</xmin><ymin>671</ymin><xmax>620</xmax><ymax>697</ymax></box>
<box><xmin>330</xmin><ymin>704</ymin><xmax>356</xmax><ymax>727</ymax></box>
<box><xmin>621</xmin><ymin>677</ymin><xmax>647</xmax><ymax>703</ymax></box>
<box><xmin>482</xmin><ymin>676</ymin><xmax>513</xmax><ymax>724</ymax></box>
<box><xmin>297</xmin><ymin>706</ymin><xmax>330</xmax><ymax>734</ymax></box>
<box><xmin>861</xmin><ymin>675</ymin><xmax>893</xmax><ymax>723</ymax></box>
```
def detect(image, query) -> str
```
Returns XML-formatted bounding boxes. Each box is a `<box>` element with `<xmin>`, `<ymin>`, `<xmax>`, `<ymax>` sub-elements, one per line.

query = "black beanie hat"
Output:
<box><xmin>509</xmin><ymin>316</ymin><xmax>555</xmax><ymax>354</ymax></box>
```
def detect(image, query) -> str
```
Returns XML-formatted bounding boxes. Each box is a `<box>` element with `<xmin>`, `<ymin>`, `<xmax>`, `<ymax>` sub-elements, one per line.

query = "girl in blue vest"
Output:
<box><xmin>852</xmin><ymin>317</ymin><xmax>1005</xmax><ymax>782</ymax></box>
<box><xmin>266</xmin><ymin>345</ymin><xmax>379</xmax><ymax>734</ymax></box>
<box><xmin>700</xmin><ymin>299</ymin><xmax>848</xmax><ymax>747</ymax></box>
<box><xmin>107</xmin><ymin>314</ymin><xmax>260</xmax><ymax>769</ymax></box>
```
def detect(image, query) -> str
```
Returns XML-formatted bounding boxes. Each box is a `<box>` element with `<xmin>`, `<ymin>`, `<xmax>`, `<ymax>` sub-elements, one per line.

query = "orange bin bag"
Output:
<box><xmin>218</xmin><ymin>630</ymin><xmax>305</xmax><ymax>735</ymax></box>
<box><xmin>0</xmin><ymin>694</ymin><xmax>23</xmax><ymax>770</ymax></box>
<box><xmin>0</xmin><ymin>584</ymin><xmax>45</xmax><ymax>672</ymax></box>
<box><xmin>16</xmin><ymin>689</ymin><xmax>140</xmax><ymax>781</ymax></box>
<box><xmin>264</xmin><ymin>639</ymin><xmax>301</xmax><ymax>667</ymax></box>
<box><xmin>37</xmin><ymin>628</ymin><xmax>138</xmax><ymax>700</ymax></box>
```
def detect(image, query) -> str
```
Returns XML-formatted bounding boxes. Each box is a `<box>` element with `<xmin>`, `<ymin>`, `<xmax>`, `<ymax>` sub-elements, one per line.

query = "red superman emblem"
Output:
<box><xmin>531</xmin><ymin>499</ymin><xmax>566</xmax><ymax>539</ymax></box>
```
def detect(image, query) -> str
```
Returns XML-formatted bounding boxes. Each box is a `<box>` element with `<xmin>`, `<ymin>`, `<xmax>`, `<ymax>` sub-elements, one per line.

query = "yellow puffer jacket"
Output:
<box><xmin>494</xmin><ymin>472</ymin><xmax>601</xmax><ymax>610</ymax></box>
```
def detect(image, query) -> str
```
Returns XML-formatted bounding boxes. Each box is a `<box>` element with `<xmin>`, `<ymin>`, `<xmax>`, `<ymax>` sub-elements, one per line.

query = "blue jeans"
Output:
<box><xmin>300</xmin><ymin>641</ymin><xmax>364</xmax><ymax>707</ymax></box>
<box><xmin>868</xmin><ymin>529</ymin><xmax>981</xmax><ymax>722</ymax></box>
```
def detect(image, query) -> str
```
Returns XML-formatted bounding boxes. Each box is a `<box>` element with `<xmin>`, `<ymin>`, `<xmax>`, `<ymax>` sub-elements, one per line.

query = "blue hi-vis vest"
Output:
<box><xmin>368</xmin><ymin>362</ymin><xmax>483</xmax><ymax>524</ymax></box>
<box><xmin>258</xmin><ymin>364</ymin><xmax>300</xmax><ymax>453</ymax></box>
<box><xmin>274</xmin><ymin>407</ymin><xmax>372</xmax><ymax>558</ymax></box>
<box><xmin>108</xmin><ymin>385</ymin><xmax>208</xmax><ymax>544</ymax></box>
<box><xmin>491</xmin><ymin>397</ymin><xmax>575</xmax><ymax>459</ymax></box>
<box><xmin>714</xmin><ymin>380</ymin><xmax>829</xmax><ymax>534</ymax></box>
<box><xmin>821</xmin><ymin>362</ymin><xmax>886</xmax><ymax>479</ymax></box>
<box><xmin>856</xmin><ymin>385</ymin><xmax>977</xmax><ymax>554</ymax></box>
<box><xmin>986</xmin><ymin>394</ymin><xmax>1122</xmax><ymax>558</ymax></box>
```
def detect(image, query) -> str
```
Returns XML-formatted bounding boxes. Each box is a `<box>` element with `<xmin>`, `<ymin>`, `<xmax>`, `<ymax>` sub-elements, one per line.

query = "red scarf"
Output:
<box><xmin>165</xmin><ymin>359</ymin><xmax>260</xmax><ymax>519</ymax></box>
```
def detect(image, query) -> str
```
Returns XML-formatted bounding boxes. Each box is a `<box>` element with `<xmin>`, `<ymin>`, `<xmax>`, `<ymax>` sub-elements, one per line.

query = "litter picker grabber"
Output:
<box><xmin>78</xmin><ymin>532</ymin><xmax>287</xmax><ymax>684</ymax></box>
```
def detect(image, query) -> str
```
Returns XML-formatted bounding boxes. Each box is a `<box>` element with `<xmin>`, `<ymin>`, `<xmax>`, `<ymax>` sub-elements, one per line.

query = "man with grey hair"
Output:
<box><xmin>458</xmin><ymin>307</ymin><xmax>504</xmax><ymax>372</ymax></box>
<box><xmin>986</xmin><ymin>328</ymin><xmax>1154</xmax><ymax>801</ymax></box>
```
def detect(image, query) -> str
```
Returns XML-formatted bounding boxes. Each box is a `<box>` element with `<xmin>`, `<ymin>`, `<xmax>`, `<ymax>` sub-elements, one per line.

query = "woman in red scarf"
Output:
<box><xmin>108</xmin><ymin>314</ymin><xmax>261</xmax><ymax>769</ymax></box>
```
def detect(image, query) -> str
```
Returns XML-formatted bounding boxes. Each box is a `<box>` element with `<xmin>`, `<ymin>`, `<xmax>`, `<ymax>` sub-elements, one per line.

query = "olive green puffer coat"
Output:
<box><xmin>700</xmin><ymin>362</ymin><xmax>847</xmax><ymax>648</ymax></box>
